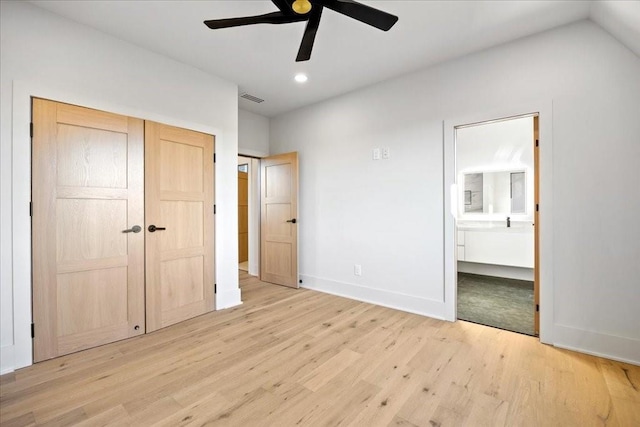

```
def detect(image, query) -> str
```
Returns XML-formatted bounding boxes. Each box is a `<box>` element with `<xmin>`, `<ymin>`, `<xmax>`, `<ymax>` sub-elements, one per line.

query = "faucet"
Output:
<box><xmin>507</xmin><ymin>216</ymin><xmax>511</xmax><ymax>228</ymax></box>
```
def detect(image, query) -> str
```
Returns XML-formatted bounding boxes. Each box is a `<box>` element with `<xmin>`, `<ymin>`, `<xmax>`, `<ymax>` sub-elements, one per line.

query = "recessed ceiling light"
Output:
<box><xmin>294</xmin><ymin>73</ymin><xmax>308</xmax><ymax>83</ymax></box>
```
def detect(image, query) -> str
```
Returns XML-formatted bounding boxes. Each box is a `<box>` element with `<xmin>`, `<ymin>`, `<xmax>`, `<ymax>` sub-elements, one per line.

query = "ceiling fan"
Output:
<box><xmin>204</xmin><ymin>0</ymin><xmax>399</xmax><ymax>62</ymax></box>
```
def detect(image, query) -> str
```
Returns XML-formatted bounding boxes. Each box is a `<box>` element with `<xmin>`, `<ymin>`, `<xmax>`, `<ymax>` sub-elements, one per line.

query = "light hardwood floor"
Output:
<box><xmin>1</xmin><ymin>272</ymin><xmax>638</xmax><ymax>426</ymax></box>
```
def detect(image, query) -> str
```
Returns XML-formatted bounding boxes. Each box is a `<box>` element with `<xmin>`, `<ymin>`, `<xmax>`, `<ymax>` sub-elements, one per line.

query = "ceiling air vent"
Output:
<box><xmin>240</xmin><ymin>93</ymin><xmax>264</xmax><ymax>103</ymax></box>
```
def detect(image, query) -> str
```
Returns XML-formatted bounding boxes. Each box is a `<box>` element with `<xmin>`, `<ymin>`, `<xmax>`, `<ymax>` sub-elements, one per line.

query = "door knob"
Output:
<box><xmin>286</xmin><ymin>218</ymin><xmax>297</xmax><ymax>224</ymax></box>
<box><xmin>122</xmin><ymin>225</ymin><xmax>142</xmax><ymax>233</ymax></box>
<box><xmin>148</xmin><ymin>225</ymin><xmax>166</xmax><ymax>232</ymax></box>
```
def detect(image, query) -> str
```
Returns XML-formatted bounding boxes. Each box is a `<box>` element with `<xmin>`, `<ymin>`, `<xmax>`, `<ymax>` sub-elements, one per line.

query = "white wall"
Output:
<box><xmin>0</xmin><ymin>1</ymin><xmax>242</xmax><ymax>373</ymax></box>
<box><xmin>270</xmin><ymin>21</ymin><xmax>640</xmax><ymax>364</ymax></box>
<box><xmin>237</xmin><ymin>109</ymin><xmax>269</xmax><ymax>277</ymax></box>
<box><xmin>239</xmin><ymin>109</ymin><xmax>270</xmax><ymax>157</ymax></box>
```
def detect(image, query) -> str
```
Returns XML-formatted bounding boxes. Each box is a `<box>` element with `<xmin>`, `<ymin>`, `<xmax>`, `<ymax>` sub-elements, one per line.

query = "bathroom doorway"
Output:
<box><xmin>454</xmin><ymin>115</ymin><xmax>539</xmax><ymax>336</ymax></box>
<box><xmin>238</xmin><ymin>156</ymin><xmax>260</xmax><ymax>275</ymax></box>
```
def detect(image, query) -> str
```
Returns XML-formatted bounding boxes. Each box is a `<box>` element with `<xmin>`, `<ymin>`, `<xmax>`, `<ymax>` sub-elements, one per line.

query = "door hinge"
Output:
<box><xmin>535</xmin><ymin>139</ymin><xmax>539</xmax><ymax>147</ymax></box>
<box><xmin>214</xmin><ymin>283</ymin><xmax>217</xmax><ymax>293</ymax></box>
<box><xmin>536</xmin><ymin>204</ymin><xmax>539</xmax><ymax>212</ymax></box>
<box><xmin>214</xmin><ymin>204</ymin><xmax>216</xmax><ymax>214</ymax></box>
<box><xmin>536</xmin><ymin>304</ymin><xmax>540</xmax><ymax>312</ymax></box>
<box><xmin>30</xmin><ymin>122</ymin><xmax>34</xmax><ymax>138</ymax></box>
<box><xmin>29</xmin><ymin>202</ymin><xmax>32</xmax><ymax>217</ymax></box>
<box><xmin>213</xmin><ymin>153</ymin><xmax>216</xmax><ymax>163</ymax></box>
<box><xmin>31</xmin><ymin>323</ymin><xmax>35</xmax><ymax>338</ymax></box>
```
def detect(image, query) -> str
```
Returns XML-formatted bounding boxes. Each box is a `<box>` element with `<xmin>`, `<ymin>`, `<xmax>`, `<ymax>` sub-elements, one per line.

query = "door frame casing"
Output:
<box><xmin>249</xmin><ymin>158</ymin><xmax>261</xmax><ymax>276</ymax></box>
<box><xmin>9</xmin><ymin>80</ymin><xmax>228</xmax><ymax>371</ymax></box>
<box><xmin>443</xmin><ymin>100</ymin><xmax>554</xmax><ymax>344</ymax></box>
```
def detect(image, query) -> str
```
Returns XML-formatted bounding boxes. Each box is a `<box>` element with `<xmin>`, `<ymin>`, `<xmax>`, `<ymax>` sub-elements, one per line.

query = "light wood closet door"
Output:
<box><xmin>238</xmin><ymin>170</ymin><xmax>249</xmax><ymax>263</ymax></box>
<box><xmin>145</xmin><ymin>121</ymin><xmax>215</xmax><ymax>332</ymax></box>
<box><xmin>32</xmin><ymin>99</ymin><xmax>145</xmax><ymax>362</ymax></box>
<box><xmin>260</xmin><ymin>152</ymin><xmax>298</xmax><ymax>288</ymax></box>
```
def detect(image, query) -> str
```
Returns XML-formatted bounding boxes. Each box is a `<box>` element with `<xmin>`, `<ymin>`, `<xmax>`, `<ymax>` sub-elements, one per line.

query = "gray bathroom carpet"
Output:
<box><xmin>457</xmin><ymin>272</ymin><xmax>535</xmax><ymax>336</ymax></box>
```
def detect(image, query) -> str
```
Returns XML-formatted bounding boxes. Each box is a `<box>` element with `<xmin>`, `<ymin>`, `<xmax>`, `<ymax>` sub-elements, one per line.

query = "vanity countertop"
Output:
<box><xmin>457</xmin><ymin>221</ymin><xmax>534</xmax><ymax>232</ymax></box>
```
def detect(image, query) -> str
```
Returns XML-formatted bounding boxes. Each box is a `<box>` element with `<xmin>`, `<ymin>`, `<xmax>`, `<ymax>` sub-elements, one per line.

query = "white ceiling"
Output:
<box><xmin>27</xmin><ymin>1</ymin><xmax>638</xmax><ymax>117</ymax></box>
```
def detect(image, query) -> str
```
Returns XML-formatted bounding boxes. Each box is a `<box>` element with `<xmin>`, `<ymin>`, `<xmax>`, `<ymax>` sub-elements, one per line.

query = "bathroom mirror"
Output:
<box><xmin>463</xmin><ymin>170</ymin><xmax>526</xmax><ymax>214</ymax></box>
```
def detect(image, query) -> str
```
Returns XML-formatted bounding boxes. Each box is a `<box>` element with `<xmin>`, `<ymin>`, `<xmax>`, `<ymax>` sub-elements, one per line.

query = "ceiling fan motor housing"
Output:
<box><xmin>292</xmin><ymin>0</ymin><xmax>312</xmax><ymax>15</ymax></box>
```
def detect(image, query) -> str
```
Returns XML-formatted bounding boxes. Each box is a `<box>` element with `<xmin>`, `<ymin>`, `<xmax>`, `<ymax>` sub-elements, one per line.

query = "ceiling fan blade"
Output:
<box><xmin>271</xmin><ymin>0</ymin><xmax>296</xmax><ymax>16</ymax></box>
<box><xmin>296</xmin><ymin>6</ymin><xmax>323</xmax><ymax>62</ymax></box>
<box><xmin>319</xmin><ymin>0</ymin><xmax>398</xmax><ymax>31</ymax></box>
<box><xmin>204</xmin><ymin>11</ymin><xmax>306</xmax><ymax>30</ymax></box>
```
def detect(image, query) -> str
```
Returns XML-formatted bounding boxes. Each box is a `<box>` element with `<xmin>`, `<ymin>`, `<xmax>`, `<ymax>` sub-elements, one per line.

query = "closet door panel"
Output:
<box><xmin>32</xmin><ymin>98</ymin><xmax>145</xmax><ymax>362</ymax></box>
<box><xmin>145</xmin><ymin>121</ymin><xmax>215</xmax><ymax>332</ymax></box>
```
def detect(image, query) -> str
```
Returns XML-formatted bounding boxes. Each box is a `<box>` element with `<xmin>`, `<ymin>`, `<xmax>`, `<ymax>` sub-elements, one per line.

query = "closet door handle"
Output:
<box><xmin>286</xmin><ymin>218</ymin><xmax>297</xmax><ymax>224</ymax></box>
<box><xmin>122</xmin><ymin>225</ymin><xmax>142</xmax><ymax>233</ymax></box>
<box><xmin>148</xmin><ymin>225</ymin><xmax>166</xmax><ymax>232</ymax></box>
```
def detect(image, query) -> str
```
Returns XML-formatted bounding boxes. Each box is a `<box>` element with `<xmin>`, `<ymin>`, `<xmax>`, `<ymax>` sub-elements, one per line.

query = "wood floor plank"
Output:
<box><xmin>388</xmin><ymin>415</ymin><xmax>419</xmax><ymax>427</ymax></box>
<box><xmin>151</xmin><ymin>392</ymin><xmax>231</xmax><ymax>427</ymax></box>
<box><xmin>73</xmin><ymin>405</ymin><xmax>130</xmax><ymax>427</ymax></box>
<box><xmin>299</xmin><ymin>348</ymin><xmax>362</xmax><ymax>392</ymax></box>
<box><xmin>290</xmin><ymin>378</ymin><xmax>379</xmax><ymax>426</ymax></box>
<box><xmin>0</xmin><ymin>411</ymin><xmax>36</xmax><ymax>427</ymax></box>
<box><xmin>1</xmin><ymin>271</ymin><xmax>638</xmax><ymax>426</ymax></box>
<box><xmin>344</xmin><ymin>368</ymin><xmax>429</xmax><ymax>427</ymax></box>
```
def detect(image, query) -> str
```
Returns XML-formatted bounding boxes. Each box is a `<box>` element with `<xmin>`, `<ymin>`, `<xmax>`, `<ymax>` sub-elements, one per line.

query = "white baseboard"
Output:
<box><xmin>553</xmin><ymin>324</ymin><xmax>640</xmax><ymax>366</ymax></box>
<box><xmin>1</xmin><ymin>345</ymin><xmax>15</xmax><ymax>375</ymax></box>
<box><xmin>457</xmin><ymin>262</ymin><xmax>534</xmax><ymax>281</ymax></box>
<box><xmin>216</xmin><ymin>288</ymin><xmax>243</xmax><ymax>310</ymax></box>
<box><xmin>300</xmin><ymin>274</ymin><xmax>447</xmax><ymax>320</ymax></box>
